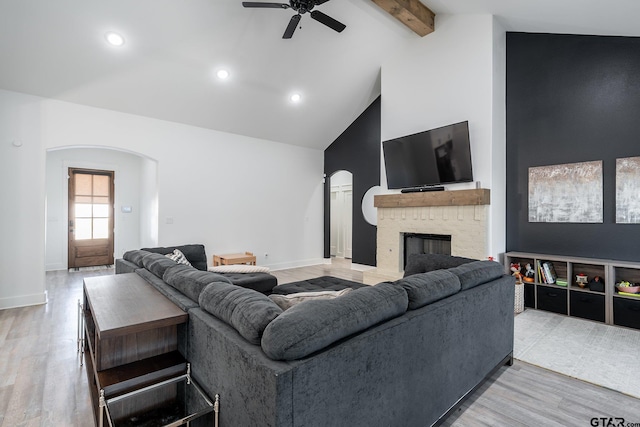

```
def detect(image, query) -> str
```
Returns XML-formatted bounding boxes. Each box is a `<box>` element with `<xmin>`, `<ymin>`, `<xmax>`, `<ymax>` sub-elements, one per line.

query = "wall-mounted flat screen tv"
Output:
<box><xmin>382</xmin><ymin>121</ymin><xmax>473</xmax><ymax>189</ymax></box>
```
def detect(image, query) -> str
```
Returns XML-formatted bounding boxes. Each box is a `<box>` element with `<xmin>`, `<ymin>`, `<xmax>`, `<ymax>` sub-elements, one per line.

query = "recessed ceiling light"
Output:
<box><xmin>290</xmin><ymin>93</ymin><xmax>302</xmax><ymax>103</ymax></box>
<box><xmin>216</xmin><ymin>69</ymin><xmax>230</xmax><ymax>80</ymax></box>
<box><xmin>105</xmin><ymin>32</ymin><xmax>125</xmax><ymax>47</ymax></box>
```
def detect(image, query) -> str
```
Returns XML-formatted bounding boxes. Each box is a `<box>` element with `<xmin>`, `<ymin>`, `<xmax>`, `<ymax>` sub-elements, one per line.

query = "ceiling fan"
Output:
<box><xmin>242</xmin><ymin>0</ymin><xmax>346</xmax><ymax>39</ymax></box>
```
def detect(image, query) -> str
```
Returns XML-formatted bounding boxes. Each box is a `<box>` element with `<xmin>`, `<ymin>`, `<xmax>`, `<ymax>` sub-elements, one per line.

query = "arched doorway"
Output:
<box><xmin>45</xmin><ymin>147</ymin><xmax>158</xmax><ymax>271</ymax></box>
<box><xmin>329</xmin><ymin>170</ymin><xmax>353</xmax><ymax>259</ymax></box>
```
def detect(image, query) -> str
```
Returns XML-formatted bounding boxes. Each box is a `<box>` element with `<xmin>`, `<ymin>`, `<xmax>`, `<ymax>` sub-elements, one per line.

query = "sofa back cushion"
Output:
<box><xmin>269</xmin><ymin>289</ymin><xmax>353</xmax><ymax>310</ymax></box>
<box><xmin>403</xmin><ymin>253</ymin><xmax>476</xmax><ymax>277</ymax></box>
<box><xmin>163</xmin><ymin>264</ymin><xmax>232</xmax><ymax>303</ymax></box>
<box><xmin>142</xmin><ymin>252</ymin><xmax>179</xmax><ymax>279</ymax></box>
<box><xmin>448</xmin><ymin>260</ymin><xmax>505</xmax><ymax>290</ymax></box>
<box><xmin>198</xmin><ymin>281</ymin><xmax>283</xmax><ymax>345</ymax></box>
<box><xmin>142</xmin><ymin>244</ymin><xmax>208</xmax><ymax>271</ymax></box>
<box><xmin>123</xmin><ymin>249</ymin><xmax>152</xmax><ymax>267</ymax></box>
<box><xmin>394</xmin><ymin>270</ymin><xmax>461</xmax><ymax>310</ymax></box>
<box><xmin>220</xmin><ymin>272</ymin><xmax>278</xmax><ymax>294</ymax></box>
<box><xmin>261</xmin><ymin>282</ymin><xmax>408</xmax><ymax>361</ymax></box>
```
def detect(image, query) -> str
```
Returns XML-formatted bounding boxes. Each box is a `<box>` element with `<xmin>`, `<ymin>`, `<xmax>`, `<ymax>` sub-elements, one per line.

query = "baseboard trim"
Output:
<box><xmin>349</xmin><ymin>262</ymin><xmax>376</xmax><ymax>272</ymax></box>
<box><xmin>0</xmin><ymin>291</ymin><xmax>48</xmax><ymax>310</ymax></box>
<box><xmin>268</xmin><ymin>258</ymin><xmax>326</xmax><ymax>271</ymax></box>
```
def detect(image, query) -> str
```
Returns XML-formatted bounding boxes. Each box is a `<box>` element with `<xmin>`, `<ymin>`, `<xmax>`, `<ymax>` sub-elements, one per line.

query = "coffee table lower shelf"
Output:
<box><xmin>100</xmin><ymin>363</ymin><xmax>219</xmax><ymax>427</ymax></box>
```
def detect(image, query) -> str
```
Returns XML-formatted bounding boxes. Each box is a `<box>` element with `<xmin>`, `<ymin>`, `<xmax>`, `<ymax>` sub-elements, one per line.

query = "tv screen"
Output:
<box><xmin>382</xmin><ymin>121</ymin><xmax>473</xmax><ymax>189</ymax></box>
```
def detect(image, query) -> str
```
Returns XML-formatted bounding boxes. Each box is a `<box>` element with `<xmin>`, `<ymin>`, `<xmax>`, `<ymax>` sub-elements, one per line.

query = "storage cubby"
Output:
<box><xmin>571</xmin><ymin>263</ymin><xmax>606</xmax><ymax>293</ymax></box>
<box><xmin>612</xmin><ymin>266</ymin><xmax>640</xmax><ymax>288</ymax></box>
<box><xmin>613</xmin><ymin>298</ymin><xmax>640</xmax><ymax>329</ymax></box>
<box><xmin>505</xmin><ymin>252</ymin><xmax>640</xmax><ymax>330</ymax></box>
<box><xmin>524</xmin><ymin>283</ymin><xmax>535</xmax><ymax>308</ymax></box>
<box><xmin>570</xmin><ymin>291</ymin><xmax>606</xmax><ymax>322</ymax></box>
<box><xmin>536</xmin><ymin>285</ymin><xmax>567</xmax><ymax>315</ymax></box>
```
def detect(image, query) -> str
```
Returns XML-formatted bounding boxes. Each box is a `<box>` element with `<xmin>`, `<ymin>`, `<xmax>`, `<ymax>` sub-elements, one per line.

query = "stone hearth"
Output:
<box><xmin>363</xmin><ymin>189</ymin><xmax>490</xmax><ymax>285</ymax></box>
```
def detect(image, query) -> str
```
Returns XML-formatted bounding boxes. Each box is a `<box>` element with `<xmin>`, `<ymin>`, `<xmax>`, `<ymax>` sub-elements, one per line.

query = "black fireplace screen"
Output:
<box><xmin>403</xmin><ymin>233</ymin><xmax>451</xmax><ymax>269</ymax></box>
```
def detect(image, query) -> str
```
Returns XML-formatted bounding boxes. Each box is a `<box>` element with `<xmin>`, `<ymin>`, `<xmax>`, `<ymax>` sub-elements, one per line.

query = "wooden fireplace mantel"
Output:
<box><xmin>374</xmin><ymin>189</ymin><xmax>490</xmax><ymax>208</ymax></box>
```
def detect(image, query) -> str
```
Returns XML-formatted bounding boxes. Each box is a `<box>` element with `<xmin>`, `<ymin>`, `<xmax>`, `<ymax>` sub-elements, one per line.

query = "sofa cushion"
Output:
<box><xmin>123</xmin><ymin>249</ymin><xmax>152</xmax><ymax>267</ymax></box>
<box><xmin>270</xmin><ymin>276</ymin><xmax>367</xmax><ymax>295</ymax></box>
<box><xmin>394</xmin><ymin>270</ymin><xmax>462</xmax><ymax>310</ymax></box>
<box><xmin>136</xmin><ymin>268</ymin><xmax>199</xmax><ymax>311</ymax></box>
<box><xmin>221</xmin><ymin>272</ymin><xmax>277</xmax><ymax>294</ymax></box>
<box><xmin>163</xmin><ymin>264</ymin><xmax>232</xmax><ymax>303</ymax></box>
<box><xmin>165</xmin><ymin>249</ymin><xmax>192</xmax><ymax>266</ymax></box>
<box><xmin>403</xmin><ymin>253</ymin><xmax>476</xmax><ymax>277</ymax></box>
<box><xmin>269</xmin><ymin>289</ymin><xmax>352</xmax><ymax>310</ymax></box>
<box><xmin>261</xmin><ymin>282</ymin><xmax>408</xmax><ymax>361</ymax></box>
<box><xmin>448</xmin><ymin>260</ymin><xmax>505</xmax><ymax>290</ymax></box>
<box><xmin>142</xmin><ymin>244</ymin><xmax>208</xmax><ymax>271</ymax></box>
<box><xmin>142</xmin><ymin>252</ymin><xmax>180</xmax><ymax>279</ymax></box>
<box><xmin>198</xmin><ymin>281</ymin><xmax>283</xmax><ymax>345</ymax></box>
<box><xmin>208</xmin><ymin>265</ymin><xmax>270</xmax><ymax>273</ymax></box>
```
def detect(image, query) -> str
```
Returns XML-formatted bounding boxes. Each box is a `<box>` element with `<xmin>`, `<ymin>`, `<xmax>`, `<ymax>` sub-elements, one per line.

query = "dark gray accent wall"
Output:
<box><xmin>506</xmin><ymin>32</ymin><xmax>640</xmax><ymax>261</ymax></box>
<box><xmin>324</xmin><ymin>96</ymin><xmax>380</xmax><ymax>266</ymax></box>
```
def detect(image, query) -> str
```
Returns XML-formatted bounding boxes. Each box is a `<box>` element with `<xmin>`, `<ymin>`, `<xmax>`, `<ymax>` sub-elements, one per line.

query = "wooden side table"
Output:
<box><xmin>212</xmin><ymin>252</ymin><xmax>257</xmax><ymax>266</ymax></box>
<box><xmin>81</xmin><ymin>273</ymin><xmax>189</xmax><ymax>426</ymax></box>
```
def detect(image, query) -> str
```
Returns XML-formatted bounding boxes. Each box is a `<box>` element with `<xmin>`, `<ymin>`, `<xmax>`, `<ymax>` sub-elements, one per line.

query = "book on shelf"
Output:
<box><xmin>537</xmin><ymin>260</ymin><xmax>548</xmax><ymax>283</ymax></box>
<box><xmin>542</xmin><ymin>261</ymin><xmax>558</xmax><ymax>284</ymax></box>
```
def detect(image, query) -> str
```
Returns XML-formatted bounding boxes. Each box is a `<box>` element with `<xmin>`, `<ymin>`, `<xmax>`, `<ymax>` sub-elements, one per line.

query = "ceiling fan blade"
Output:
<box><xmin>283</xmin><ymin>14</ymin><xmax>301</xmax><ymax>39</ymax></box>
<box><xmin>242</xmin><ymin>2</ymin><xmax>289</xmax><ymax>9</ymax></box>
<box><xmin>310</xmin><ymin>10</ymin><xmax>345</xmax><ymax>33</ymax></box>
<box><xmin>315</xmin><ymin>0</ymin><xmax>331</xmax><ymax>4</ymax></box>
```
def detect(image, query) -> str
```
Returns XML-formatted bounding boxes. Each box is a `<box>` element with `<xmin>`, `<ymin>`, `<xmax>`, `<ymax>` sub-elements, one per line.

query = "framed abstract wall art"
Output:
<box><xmin>616</xmin><ymin>156</ymin><xmax>640</xmax><ymax>224</ymax></box>
<box><xmin>528</xmin><ymin>160</ymin><xmax>603</xmax><ymax>223</ymax></box>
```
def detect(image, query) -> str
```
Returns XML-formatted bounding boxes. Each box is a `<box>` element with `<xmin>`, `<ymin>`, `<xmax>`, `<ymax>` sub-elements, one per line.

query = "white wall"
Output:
<box><xmin>0</xmin><ymin>90</ymin><xmax>47</xmax><ymax>309</ymax></box>
<box><xmin>0</xmin><ymin>88</ymin><xmax>324</xmax><ymax>309</ymax></box>
<box><xmin>45</xmin><ymin>147</ymin><xmax>148</xmax><ymax>270</ymax></box>
<box><xmin>490</xmin><ymin>18</ymin><xmax>507</xmax><ymax>261</ymax></box>
<box><xmin>380</xmin><ymin>14</ymin><xmax>507</xmax><ymax>259</ymax></box>
<box><xmin>139</xmin><ymin>156</ymin><xmax>159</xmax><ymax>248</ymax></box>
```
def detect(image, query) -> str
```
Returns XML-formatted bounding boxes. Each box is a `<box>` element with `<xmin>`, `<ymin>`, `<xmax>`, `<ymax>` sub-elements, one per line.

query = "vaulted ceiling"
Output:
<box><xmin>2</xmin><ymin>0</ymin><xmax>639</xmax><ymax>150</ymax></box>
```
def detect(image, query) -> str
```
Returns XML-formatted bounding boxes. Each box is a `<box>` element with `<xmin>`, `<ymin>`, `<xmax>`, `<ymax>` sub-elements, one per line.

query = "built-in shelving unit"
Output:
<box><xmin>505</xmin><ymin>252</ymin><xmax>640</xmax><ymax>330</ymax></box>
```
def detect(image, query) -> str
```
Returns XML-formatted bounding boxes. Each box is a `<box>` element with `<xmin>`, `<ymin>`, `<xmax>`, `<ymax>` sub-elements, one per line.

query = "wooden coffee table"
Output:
<box><xmin>81</xmin><ymin>273</ymin><xmax>189</xmax><ymax>425</ymax></box>
<box><xmin>212</xmin><ymin>251</ymin><xmax>257</xmax><ymax>266</ymax></box>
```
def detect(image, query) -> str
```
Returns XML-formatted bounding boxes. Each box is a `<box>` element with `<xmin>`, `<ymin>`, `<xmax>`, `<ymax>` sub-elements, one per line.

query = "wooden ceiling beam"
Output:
<box><xmin>370</xmin><ymin>0</ymin><xmax>435</xmax><ymax>37</ymax></box>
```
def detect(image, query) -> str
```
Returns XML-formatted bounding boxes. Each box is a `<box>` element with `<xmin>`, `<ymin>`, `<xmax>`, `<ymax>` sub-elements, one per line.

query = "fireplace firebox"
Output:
<box><xmin>403</xmin><ymin>233</ymin><xmax>451</xmax><ymax>269</ymax></box>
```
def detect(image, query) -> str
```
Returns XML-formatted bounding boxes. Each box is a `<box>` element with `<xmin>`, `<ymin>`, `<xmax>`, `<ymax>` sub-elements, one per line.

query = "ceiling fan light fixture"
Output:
<box><xmin>105</xmin><ymin>32</ymin><xmax>125</xmax><ymax>47</ymax></box>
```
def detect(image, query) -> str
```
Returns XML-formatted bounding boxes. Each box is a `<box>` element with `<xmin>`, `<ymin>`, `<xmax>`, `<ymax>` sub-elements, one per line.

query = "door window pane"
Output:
<box><xmin>75</xmin><ymin>174</ymin><xmax>92</xmax><ymax>195</ymax></box>
<box><xmin>93</xmin><ymin>218</ymin><xmax>109</xmax><ymax>239</ymax></box>
<box><xmin>75</xmin><ymin>203</ymin><xmax>92</xmax><ymax>217</ymax></box>
<box><xmin>93</xmin><ymin>204</ymin><xmax>109</xmax><ymax>218</ymax></box>
<box><xmin>75</xmin><ymin>218</ymin><xmax>92</xmax><ymax>240</ymax></box>
<box><xmin>93</xmin><ymin>175</ymin><xmax>110</xmax><ymax>197</ymax></box>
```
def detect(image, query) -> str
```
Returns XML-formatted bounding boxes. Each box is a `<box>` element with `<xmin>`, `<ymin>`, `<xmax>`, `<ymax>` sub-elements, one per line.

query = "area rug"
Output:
<box><xmin>514</xmin><ymin>309</ymin><xmax>640</xmax><ymax>399</ymax></box>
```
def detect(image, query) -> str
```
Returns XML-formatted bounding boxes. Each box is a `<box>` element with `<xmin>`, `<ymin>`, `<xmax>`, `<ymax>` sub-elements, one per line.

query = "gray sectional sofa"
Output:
<box><xmin>115</xmin><ymin>249</ymin><xmax>515</xmax><ymax>427</ymax></box>
<box><xmin>116</xmin><ymin>244</ymin><xmax>278</xmax><ymax>295</ymax></box>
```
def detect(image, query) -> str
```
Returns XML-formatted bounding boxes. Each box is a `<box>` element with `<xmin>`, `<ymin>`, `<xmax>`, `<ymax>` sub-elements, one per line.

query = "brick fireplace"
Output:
<box><xmin>362</xmin><ymin>189</ymin><xmax>490</xmax><ymax>285</ymax></box>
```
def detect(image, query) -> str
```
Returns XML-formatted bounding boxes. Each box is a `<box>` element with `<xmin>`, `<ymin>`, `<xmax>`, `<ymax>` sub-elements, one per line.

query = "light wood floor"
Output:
<box><xmin>1</xmin><ymin>260</ymin><xmax>638</xmax><ymax>426</ymax></box>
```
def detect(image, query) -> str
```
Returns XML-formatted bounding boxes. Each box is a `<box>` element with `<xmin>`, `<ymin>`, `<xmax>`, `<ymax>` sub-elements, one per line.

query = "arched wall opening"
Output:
<box><xmin>45</xmin><ymin>146</ymin><xmax>158</xmax><ymax>271</ymax></box>
<box><xmin>329</xmin><ymin>170</ymin><xmax>353</xmax><ymax>259</ymax></box>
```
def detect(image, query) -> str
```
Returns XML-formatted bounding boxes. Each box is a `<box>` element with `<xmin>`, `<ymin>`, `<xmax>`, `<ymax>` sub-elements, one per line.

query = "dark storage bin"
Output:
<box><xmin>536</xmin><ymin>285</ymin><xmax>568</xmax><ymax>315</ymax></box>
<box><xmin>613</xmin><ymin>297</ymin><xmax>640</xmax><ymax>330</ymax></box>
<box><xmin>524</xmin><ymin>283</ymin><xmax>535</xmax><ymax>308</ymax></box>
<box><xmin>570</xmin><ymin>291</ymin><xmax>605</xmax><ymax>322</ymax></box>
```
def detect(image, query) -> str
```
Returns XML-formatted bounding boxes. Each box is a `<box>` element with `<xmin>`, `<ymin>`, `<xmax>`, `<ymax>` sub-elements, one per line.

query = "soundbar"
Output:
<box><xmin>400</xmin><ymin>186</ymin><xmax>445</xmax><ymax>193</ymax></box>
